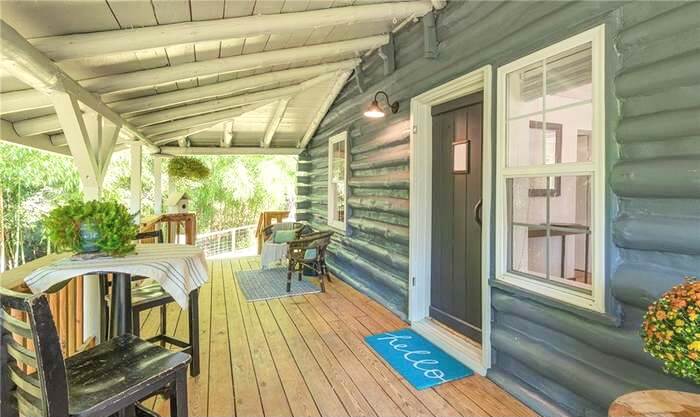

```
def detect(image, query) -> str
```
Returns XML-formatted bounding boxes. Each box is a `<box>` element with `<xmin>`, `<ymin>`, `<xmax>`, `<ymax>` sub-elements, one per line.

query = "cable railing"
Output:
<box><xmin>195</xmin><ymin>224</ymin><xmax>257</xmax><ymax>258</ymax></box>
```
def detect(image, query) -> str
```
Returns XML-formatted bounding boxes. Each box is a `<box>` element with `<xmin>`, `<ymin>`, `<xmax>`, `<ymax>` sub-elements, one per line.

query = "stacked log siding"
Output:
<box><xmin>299</xmin><ymin>2</ymin><xmax>700</xmax><ymax>416</ymax></box>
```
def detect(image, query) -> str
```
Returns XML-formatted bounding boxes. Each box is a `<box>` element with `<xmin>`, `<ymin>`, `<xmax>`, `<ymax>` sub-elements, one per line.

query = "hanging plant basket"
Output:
<box><xmin>167</xmin><ymin>157</ymin><xmax>211</xmax><ymax>181</ymax></box>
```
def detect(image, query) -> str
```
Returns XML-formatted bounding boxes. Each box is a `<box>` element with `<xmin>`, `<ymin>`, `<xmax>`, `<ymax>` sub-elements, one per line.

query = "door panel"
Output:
<box><xmin>430</xmin><ymin>92</ymin><xmax>483</xmax><ymax>343</ymax></box>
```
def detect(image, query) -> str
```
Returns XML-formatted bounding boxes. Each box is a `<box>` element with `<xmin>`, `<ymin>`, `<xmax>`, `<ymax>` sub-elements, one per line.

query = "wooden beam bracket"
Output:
<box><xmin>378</xmin><ymin>34</ymin><xmax>396</xmax><ymax>76</ymax></box>
<box><xmin>423</xmin><ymin>11</ymin><xmax>439</xmax><ymax>59</ymax></box>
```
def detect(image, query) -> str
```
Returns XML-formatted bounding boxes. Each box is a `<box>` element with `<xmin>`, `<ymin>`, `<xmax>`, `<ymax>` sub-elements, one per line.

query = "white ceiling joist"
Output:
<box><xmin>159</xmin><ymin>146</ymin><xmax>303</xmax><ymax>157</ymax></box>
<box><xmin>128</xmin><ymin>74</ymin><xmax>332</xmax><ymax>128</ymax></box>
<box><xmin>0</xmin><ymin>119</ymin><xmax>70</xmax><ymax>156</ymax></box>
<box><xmin>0</xmin><ymin>19</ymin><xmax>157</xmax><ymax>152</ymax></box>
<box><xmin>81</xmin><ymin>35</ymin><xmax>388</xmax><ymax>96</ymax></box>
<box><xmin>29</xmin><ymin>2</ymin><xmax>432</xmax><ymax>62</ymax></box>
<box><xmin>111</xmin><ymin>60</ymin><xmax>359</xmax><ymax>117</ymax></box>
<box><xmin>261</xmin><ymin>97</ymin><xmax>292</xmax><ymax>148</ymax></box>
<box><xmin>0</xmin><ymin>59</ymin><xmax>360</xmax><ymax>118</ymax></box>
<box><xmin>298</xmin><ymin>70</ymin><xmax>353</xmax><ymax>148</ymax></box>
<box><xmin>13</xmin><ymin>112</ymin><xmax>67</xmax><ymax>136</ymax></box>
<box><xmin>143</xmin><ymin>101</ymin><xmax>276</xmax><ymax>139</ymax></box>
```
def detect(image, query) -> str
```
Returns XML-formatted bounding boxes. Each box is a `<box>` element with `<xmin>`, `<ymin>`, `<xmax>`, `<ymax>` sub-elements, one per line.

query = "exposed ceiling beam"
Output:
<box><xmin>431</xmin><ymin>0</ymin><xmax>447</xmax><ymax>10</ymax></box>
<box><xmin>29</xmin><ymin>2</ymin><xmax>432</xmax><ymax>62</ymax></box>
<box><xmin>143</xmin><ymin>101</ymin><xmax>275</xmax><ymax>139</ymax></box>
<box><xmin>298</xmin><ymin>70</ymin><xmax>353</xmax><ymax>148</ymax></box>
<box><xmin>81</xmin><ymin>35</ymin><xmax>388</xmax><ymax>96</ymax></box>
<box><xmin>111</xmin><ymin>60</ymin><xmax>359</xmax><ymax>117</ymax></box>
<box><xmin>0</xmin><ymin>59</ymin><xmax>360</xmax><ymax>117</ymax></box>
<box><xmin>128</xmin><ymin>74</ymin><xmax>331</xmax><ymax>128</ymax></box>
<box><xmin>0</xmin><ymin>19</ymin><xmax>158</xmax><ymax>152</ymax></box>
<box><xmin>0</xmin><ymin>119</ymin><xmax>70</xmax><ymax>156</ymax></box>
<box><xmin>159</xmin><ymin>146</ymin><xmax>303</xmax><ymax>157</ymax></box>
<box><xmin>261</xmin><ymin>97</ymin><xmax>292</xmax><ymax>148</ymax></box>
<box><xmin>13</xmin><ymin>112</ymin><xmax>65</xmax><ymax>136</ymax></box>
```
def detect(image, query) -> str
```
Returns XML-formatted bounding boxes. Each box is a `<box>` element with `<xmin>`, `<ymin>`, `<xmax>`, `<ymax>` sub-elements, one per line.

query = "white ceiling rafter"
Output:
<box><xmin>0</xmin><ymin>19</ymin><xmax>157</xmax><ymax>152</ymax></box>
<box><xmin>28</xmin><ymin>2</ymin><xmax>432</xmax><ymax>61</ymax></box>
<box><xmin>261</xmin><ymin>97</ymin><xmax>292</xmax><ymax>148</ymax></box>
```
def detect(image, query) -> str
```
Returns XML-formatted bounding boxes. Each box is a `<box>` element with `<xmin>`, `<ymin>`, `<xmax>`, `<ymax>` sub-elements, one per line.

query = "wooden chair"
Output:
<box><xmin>261</xmin><ymin>222</ymin><xmax>306</xmax><ymax>243</ymax></box>
<box><xmin>99</xmin><ymin>230</ymin><xmax>200</xmax><ymax>377</ymax></box>
<box><xmin>0</xmin><ymin>286</ymin><xmax>190</xmax><ymax>417</ymax></box>
<box><xmin>286</xmin><ymin>231</ymin><xmax>334</xmax><ymax>293</ymax></box>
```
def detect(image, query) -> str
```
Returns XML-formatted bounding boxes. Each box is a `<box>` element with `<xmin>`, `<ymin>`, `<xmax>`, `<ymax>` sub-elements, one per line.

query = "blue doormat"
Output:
<box><xmin>236</xmin><ymin>268</ymin><xmax>320</xmax><ymax>301</ymax></box>
<box><xmin>365</xmin><ymin>328</ymin><xmax>473</xmax><ymax>390</ymax></box>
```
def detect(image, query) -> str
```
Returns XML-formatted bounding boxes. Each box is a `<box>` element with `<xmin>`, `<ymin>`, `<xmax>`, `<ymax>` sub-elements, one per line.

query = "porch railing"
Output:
<box><xmin>195</xmin><ymin>225</ymin><xmax>257</xmax><ymax>258</ymax></box>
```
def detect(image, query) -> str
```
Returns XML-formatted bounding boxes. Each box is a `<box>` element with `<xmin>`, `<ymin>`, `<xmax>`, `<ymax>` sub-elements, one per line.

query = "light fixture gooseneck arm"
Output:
<box><xmin>374</xmin><ymin>90</ymin><xmax>400</xmax><ymax>114</ymax></box>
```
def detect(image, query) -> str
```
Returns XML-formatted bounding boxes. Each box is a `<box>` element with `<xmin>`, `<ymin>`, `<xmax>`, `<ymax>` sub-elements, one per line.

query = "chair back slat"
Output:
<box><xmin>4</xmin><ymin>336</ymin><xmax>37</xmax><ymax>368</ymax></box>
<box><xmin>15</xmin><ymin>389</ymin><xmax>42</xmax><ymax>417</ymax></box>
<box><xmin>0</xmin><ymin>310</ymin><xmax>32</xmax><ymax>339</ymax></box>
<box><xmin>1</xmin><ymin>286</ymin><xmax>69</xmax><ymax>417</ymax></box>
<box><xmin>9</xmin><ymin>363</ymin><xmax>42</xmax><ymax>399</ymax></box>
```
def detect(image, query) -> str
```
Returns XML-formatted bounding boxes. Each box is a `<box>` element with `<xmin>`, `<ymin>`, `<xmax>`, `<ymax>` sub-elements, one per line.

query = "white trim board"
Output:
<box><xmin>408</xmin><ymin>65</ymin><xmax>493</xmax><ymax>374</ymax></box>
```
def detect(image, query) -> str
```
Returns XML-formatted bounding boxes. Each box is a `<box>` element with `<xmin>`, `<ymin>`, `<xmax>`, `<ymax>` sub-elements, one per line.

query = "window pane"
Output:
<box><xmin>509</xmin><ymin>224</ymin><xmax>547</xmax><ymax>278</ymax></box>
<box><xmin>546</xmin><ymin>42</ymin><xmax>592</xmax><ymax>106</ymax></box>
<box><xmin>507</xmin><ymin>177</ymin><xmax>546</xmax><ymax>225</ymax></box>
<box><xmin>453</xmin><ymin>142</ymin><xmax>468</xmax><ymax>172</ymax></box>
<box><xmin>547</xmin><ymin>227</ymin><xmax>591</xmax><ymax>290</ymax></box>
<box><xmin>507</xmin><ymin>114</ymin><xmax>544</xmax><ymax>167</ymax></box>
<box><xmin>334</xmin><ymin>183</ymin><xmax>345</xmax><ymax>222</ymax></box>
<box><xmin>545</xmin><ymin>102</ymin><xmax>592</xmax><ymax>163</ymax></box>
<box><xmin>507</xmin><ymin>61</ymin><xmax>543</xmax><ymax>119</ymax></box>
<box><xmin>332</xmin><ymin>141</ymin><xmax>345</xmax><ymax>182</ymax></box>
<box><xmin>548</xmin><ymin>175</ymin><xmax>591</xmax><ymax>227</ymax></box>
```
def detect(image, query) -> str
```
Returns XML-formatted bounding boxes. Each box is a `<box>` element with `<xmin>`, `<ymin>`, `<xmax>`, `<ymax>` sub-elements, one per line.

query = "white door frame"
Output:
<box><xmin>408</xmin><ymin>65</ymin><xmax>493</xmax><ymax>374</ymax></box>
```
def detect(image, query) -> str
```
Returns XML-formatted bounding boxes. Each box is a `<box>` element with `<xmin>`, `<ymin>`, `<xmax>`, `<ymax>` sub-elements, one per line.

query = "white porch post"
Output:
<box><xmin>153</xmin><ymin>156</ymin><xmax>163</xmax><ymax>215</ymax></box>
<box><xmin>130</xmin><ymin>142</ymin><xmax>142</xmax><ymax>223</ymax></box>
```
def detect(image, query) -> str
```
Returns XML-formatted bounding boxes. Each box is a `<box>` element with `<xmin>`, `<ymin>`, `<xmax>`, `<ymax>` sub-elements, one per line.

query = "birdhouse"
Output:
<box><xmin>167</xmin><ymin>191</ymin><xmax>191</xmax><ymax>213</ymax></box>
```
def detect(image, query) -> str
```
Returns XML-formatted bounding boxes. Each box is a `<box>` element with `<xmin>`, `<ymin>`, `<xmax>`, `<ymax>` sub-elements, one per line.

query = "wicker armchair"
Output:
<box><xmin>286</xmin><ymin>231</ymin><xmax>334</xmax><ymax>293</ymax></box>
<box><xmin>262</xmin><ymin>222</ymin><xmax>305</xmax><ymax>242</ymax></box>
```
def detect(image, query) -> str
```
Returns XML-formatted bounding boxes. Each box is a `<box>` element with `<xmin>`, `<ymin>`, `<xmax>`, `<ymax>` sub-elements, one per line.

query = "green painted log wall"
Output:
<box><xmin>299</xmin><ymin>1</ymin><xmax>700</xmax><ymax>416</ymax></box>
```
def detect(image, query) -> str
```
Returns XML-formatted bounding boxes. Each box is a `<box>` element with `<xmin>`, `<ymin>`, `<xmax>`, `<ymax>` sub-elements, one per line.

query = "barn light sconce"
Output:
<box><xmin>364</xmin><ymin>91</ymin><xmax>399</xmax><ymax>118</ymax></box>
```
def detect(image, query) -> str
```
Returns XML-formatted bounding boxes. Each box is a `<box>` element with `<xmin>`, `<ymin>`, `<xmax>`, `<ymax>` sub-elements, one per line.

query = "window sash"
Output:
<box><xmin>495</xmin><ymin>25</ymin><xmax>606</xmax><ymax>313</ymax></box>
<box><xmin>328</xmin><ymin>131</ymin><xmax>347</xmax><ymax>232</ymax></box>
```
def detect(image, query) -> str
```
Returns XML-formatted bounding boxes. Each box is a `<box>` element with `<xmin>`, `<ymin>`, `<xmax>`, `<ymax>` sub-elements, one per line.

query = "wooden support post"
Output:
<box><xmin>153</xmin><ymin>157</ymin><xmax>163</xmax><ymax>215</ymax></box>
<box><xmin>130</xmin><ymin>142</ymin><xmax>142</xmax><ymax>223</ymax></box>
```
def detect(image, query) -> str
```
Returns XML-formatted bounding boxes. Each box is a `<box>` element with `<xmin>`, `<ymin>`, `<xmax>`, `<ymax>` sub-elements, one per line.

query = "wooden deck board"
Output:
<box><xmin>138</xmin><ymin>257</ymin><xmax>538</xmax><ymax>417</ymax></box>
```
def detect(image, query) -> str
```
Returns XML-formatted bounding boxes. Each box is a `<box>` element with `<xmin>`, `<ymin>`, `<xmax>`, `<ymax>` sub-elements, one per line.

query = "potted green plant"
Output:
<box><xmin>167</xmin><ymin>156</ymin><xmax>210</xmax><ymax>181</ymax></box>
<box><xmin>44</xmin><ymin>199</ymin><xmax>138</xmax><ymax>256</ymax></box>
<box><xmin>641</xmin><ymin>277</ymin><xmax>700</xmax><ymax>384</ymax></box>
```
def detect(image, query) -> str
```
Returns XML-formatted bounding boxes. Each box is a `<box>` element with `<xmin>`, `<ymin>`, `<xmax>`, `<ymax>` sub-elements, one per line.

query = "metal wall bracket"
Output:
<box><xmin>378</xmin><ymin>34</ymin><xmax>396</xmax><ymax>75</ymax></box>
<box><xmin>423</xmin><ymin>11</ymin><xmax>438</xmax><ymax>59</ymax></box>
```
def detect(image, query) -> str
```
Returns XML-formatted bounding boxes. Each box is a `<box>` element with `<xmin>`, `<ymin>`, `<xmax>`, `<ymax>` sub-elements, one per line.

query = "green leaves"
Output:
<box><xmin>167</xmin><ymin>157</ymin><xmax>211</xmax><ymax>181</ymax></box>
<box><xmin>44</xmin><ymin>199</ymin><xmax>137</xmax><ymax>256</ymax></box>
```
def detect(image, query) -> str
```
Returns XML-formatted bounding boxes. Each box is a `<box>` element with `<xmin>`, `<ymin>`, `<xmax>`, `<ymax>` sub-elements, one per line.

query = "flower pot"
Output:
<box><xmin>79</xmin><ymin>222</ymin><xmax>101</xmax><ymax>253</ymax></box>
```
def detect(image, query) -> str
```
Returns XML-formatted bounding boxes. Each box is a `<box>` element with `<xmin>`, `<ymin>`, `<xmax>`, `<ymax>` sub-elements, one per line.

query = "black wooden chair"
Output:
<box><xmin>286</xmin><ymin>231</ymin><xmax>334</xmax><ymax>293</ymax></box>
<box><xmin>99</xmin><ymin>230</ymin><xmax>200</xmax><ymax>377</ymax></box>
<box><xmin>0</xmin><ymin>286</ymin><xmax>190</xmax><ymax>417</ymax></box>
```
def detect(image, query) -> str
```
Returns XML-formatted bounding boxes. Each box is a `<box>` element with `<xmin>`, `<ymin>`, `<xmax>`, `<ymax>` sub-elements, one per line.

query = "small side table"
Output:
<box><xmin>609</xmin><ymin>390</ymin><xmax>700</xmax><ymax>417</ymax></box>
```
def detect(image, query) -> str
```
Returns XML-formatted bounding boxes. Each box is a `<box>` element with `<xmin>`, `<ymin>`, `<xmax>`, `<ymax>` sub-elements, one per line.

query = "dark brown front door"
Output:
<box><xmin>430</xmin><ymin>92</ymin><xmax>483</xmax><ymax>343</ymax></box>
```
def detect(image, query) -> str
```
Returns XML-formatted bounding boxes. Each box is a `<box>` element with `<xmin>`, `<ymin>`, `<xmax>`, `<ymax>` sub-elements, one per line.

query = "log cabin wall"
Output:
<box><xmin>298</xmin><ymin>1</ymin><xmax>700</xmax><ymax>416</ymax></box>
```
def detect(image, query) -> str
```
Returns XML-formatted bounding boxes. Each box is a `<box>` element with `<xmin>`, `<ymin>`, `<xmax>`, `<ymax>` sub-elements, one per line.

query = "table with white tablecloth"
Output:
<box><xmin>24</xmin><ymin>243</ymin><xmax>208</xmax><ymax>336</ymax></box>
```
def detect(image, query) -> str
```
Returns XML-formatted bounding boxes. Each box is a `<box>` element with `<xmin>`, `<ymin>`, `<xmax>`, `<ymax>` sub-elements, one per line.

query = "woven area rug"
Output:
<box><xmin>236</xmin><ymin>267</ymin><xmax>320</xmax><ymax>301</ymax></box>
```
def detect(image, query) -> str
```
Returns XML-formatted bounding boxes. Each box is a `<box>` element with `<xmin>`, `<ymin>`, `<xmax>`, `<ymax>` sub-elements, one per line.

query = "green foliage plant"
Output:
<box><xmin>167</xmin><ymin>157</ymin><xmax>211</xmax><ymax>181</ymax></box>
<box><xmin>44</xmin><ymin>199</ymin><xmax>138</xmax><ymax>256</ymax></box>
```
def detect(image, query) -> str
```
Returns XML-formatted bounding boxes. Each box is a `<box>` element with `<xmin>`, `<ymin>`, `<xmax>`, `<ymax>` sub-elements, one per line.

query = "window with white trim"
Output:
<box><xmin>328</xmin><ymin>131</ymin><xmax>348</xmax><ymax>232</ymax></box>
<box><xmin>496</xmin><ymin>25</ymin><xmax>606</xmax><ymax>312</ymax></box>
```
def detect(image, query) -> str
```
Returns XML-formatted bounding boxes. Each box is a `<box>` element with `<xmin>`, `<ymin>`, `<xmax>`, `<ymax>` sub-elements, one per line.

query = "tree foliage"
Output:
<box><xmin>0</xmin><ymin>142</ymin><xmax>297</xmax><ymax>269</ymax></box>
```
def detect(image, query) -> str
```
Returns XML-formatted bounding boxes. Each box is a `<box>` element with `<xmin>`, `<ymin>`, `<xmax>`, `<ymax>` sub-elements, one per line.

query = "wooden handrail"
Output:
<box><xmin>255</xmin><ymin>210</ymin><xmax>290</xmax><ymax>254</ymax></box>
<box><xmin>140</xmin><ymin>212</ymin><xmax>197</xmax><ymax>245</ymax></box>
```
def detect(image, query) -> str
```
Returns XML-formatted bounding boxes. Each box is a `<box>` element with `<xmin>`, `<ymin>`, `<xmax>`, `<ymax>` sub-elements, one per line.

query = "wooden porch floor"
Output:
<box><xmin>141</xmin><ymin>257</ymin><xmax>537</xmax><ymax>417</ymax></box>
